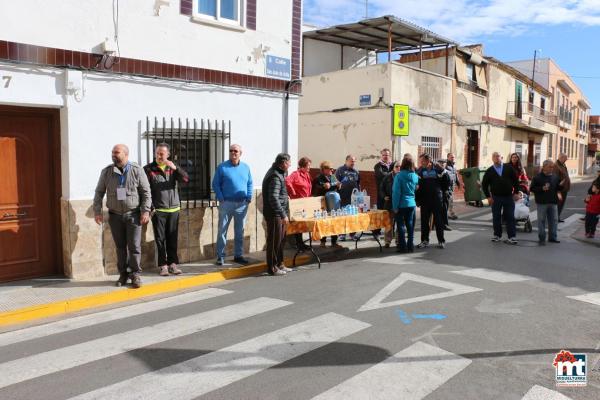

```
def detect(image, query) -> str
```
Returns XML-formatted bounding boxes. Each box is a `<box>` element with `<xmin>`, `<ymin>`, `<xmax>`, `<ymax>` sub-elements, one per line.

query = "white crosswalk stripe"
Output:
<box><xmin>521</xmin><ymin>385</ymin><xmax>573</xmax><ymax>399</ymax></box>
<box><xmin>473</xmin><ymin>212</ymin><xmax>493</xmax><ymax>221</ymax></box>
<box><xmin>311</xmin><ymin>341</ymin><xmax>471</xmax><ymax>400</ymax></box>
<box><xmin>68</xmin><ymin>313</ymin><xmax>371</xmax><ymax>400</ymax></box>
<box><xmin>0</xmin><ymin>297</ymin><xmax>291</xmax><ymax>389</ymax></box>
<box><xmin>0</xmin><ymin>287</ymin><xmax>233</xmax><ymax>347</ymax></box>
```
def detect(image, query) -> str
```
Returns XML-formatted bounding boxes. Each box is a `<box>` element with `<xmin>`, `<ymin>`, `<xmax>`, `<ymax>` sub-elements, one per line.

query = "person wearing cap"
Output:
<box><xmin>312</xmin><ymin>161</ymin><xmax>343</xmax><ymax>249</ymax></box>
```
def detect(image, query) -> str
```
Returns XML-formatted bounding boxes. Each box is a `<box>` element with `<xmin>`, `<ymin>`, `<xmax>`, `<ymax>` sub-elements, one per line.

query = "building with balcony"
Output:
<box><xmin>0</xmin><ymin>0</ymin><xmax>302</xmax><ymax>282</ymax></box>
<box><xmin>485</xmin><ymin>57</ymin><xmax>557</xmax><ymax>176</ymax></box>
<box><xmin>589</xmin><ymin>115</ymin><xmax>600</xmax><ymax>166</ymax></box>
<box><xmin>507</xmin><ymin>58</ymin><xmax>592</xmax><ymax>175</ymax></box>
<box><xmin>299</xmin><ymin>16</ymin><xmax>457</xmax><ymax>200</ymax></box>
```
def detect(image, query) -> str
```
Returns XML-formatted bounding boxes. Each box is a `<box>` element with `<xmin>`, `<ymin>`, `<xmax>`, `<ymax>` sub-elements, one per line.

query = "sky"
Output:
<box><xmin>303</xmin><ymin>0</ymin><xmax>600</xmax><ymax>114</ymax></box>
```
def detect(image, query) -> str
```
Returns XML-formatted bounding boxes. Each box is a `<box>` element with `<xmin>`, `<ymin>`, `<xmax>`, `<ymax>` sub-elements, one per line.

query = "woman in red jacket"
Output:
<box><xmin>286</xmin><ymin>157</ymin><xmax>312</xmax><ymax>250</ymax></box>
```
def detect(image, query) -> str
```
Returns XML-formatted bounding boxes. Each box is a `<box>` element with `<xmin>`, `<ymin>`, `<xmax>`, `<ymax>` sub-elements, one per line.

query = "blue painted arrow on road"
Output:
<box><xmin>396</xmin><ymin>309</ymin><xmax>447</xmax><ymax>324</ymax></box>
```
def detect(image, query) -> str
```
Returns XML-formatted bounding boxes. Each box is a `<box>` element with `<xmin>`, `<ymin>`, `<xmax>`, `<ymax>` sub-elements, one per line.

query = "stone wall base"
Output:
<box><xmin>61</xmin><ymin>191</ymin><xmax>268</xmax><ymax>279</ymax></box>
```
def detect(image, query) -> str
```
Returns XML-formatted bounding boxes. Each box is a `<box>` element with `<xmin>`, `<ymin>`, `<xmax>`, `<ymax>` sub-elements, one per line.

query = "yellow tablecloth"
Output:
<box><xmin>287</xmin><ymin>210</ymin><xmax>392</xmax><ymax>241</ymax></box>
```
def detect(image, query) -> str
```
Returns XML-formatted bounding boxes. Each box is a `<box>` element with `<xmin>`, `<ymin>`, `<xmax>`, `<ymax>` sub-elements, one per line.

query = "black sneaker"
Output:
<box><xmin>444</xmin><ymin>225</ymin><xmax>452</xmax><ymax>231</ymax></box>
<box><xmin>549</xmin><ymin>239</ymin><xmax>561</xmax><ymax>243</ymax></box>
<box><xmin>538</xmin><ymin>239</ymin><xmax>546</xmax><ymax>246</ymax></box>
<box><xmin>234</xmin><ymin>256</ymin><xmax>250</xmax><ymax>265</ymax></box>
<box><xmin>116</xmin><ymin>273</ymin><xmax>129</xmax><ymax>287</ymax></box>
<box><xmin>131</xmin><ymin>274</ymin><xmax>142</xmax><ymax>289</ymax></box>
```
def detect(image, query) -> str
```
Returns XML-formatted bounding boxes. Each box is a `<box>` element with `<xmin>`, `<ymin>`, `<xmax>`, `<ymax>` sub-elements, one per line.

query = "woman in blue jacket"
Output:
<box><xmin>392</xmin><ymin>156</ymin><xmax>419</xmax><ymax>253</ymax></box>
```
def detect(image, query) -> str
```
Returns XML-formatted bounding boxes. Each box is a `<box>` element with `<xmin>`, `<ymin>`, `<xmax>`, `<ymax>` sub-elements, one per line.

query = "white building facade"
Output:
<box><xmin>0</xmin><ymin>0</ymin><xmax>302</xmax><ymax>281</ymax></box>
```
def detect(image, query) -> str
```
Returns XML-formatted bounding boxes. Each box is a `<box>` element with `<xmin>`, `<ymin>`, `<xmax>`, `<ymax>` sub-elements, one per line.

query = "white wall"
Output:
<box><xmin>0</xmin><ymin>0</ymin><xmax>293</xmax><ymax>77</ymax></box>
<box><xmin>0</xmin><ymin>62</ymin><xmax>297</xmax><ymax>200</ymax></box>
<box><xmin>302</xmin><ymin>38</ymin><xmax>376</xmax><ymax>77</ymax></box>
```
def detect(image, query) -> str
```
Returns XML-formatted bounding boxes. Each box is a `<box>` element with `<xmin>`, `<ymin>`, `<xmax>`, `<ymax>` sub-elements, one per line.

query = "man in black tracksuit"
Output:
<box><xmin>416</xmin><ymin>154</ymin><xmax>450</xmax><ymax>249</ymax></box>
<box><xmin>144</xmin><ymin>143</ymin><xmax>189</xmax><ymax>276</ymax></box>
<box><xmin>481</xmin><ymin>152</ymin><xmax>519</xmax><ymax>244</ymax></box>
<box><xmin>262</xmin><ymin>153</ymin><xmax>291</xmax><ymax>276</ymax></box>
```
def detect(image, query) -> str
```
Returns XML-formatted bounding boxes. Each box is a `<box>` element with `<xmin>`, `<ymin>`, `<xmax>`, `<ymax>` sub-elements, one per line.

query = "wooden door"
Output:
<box><xmin>467</xmin><ymin>130</ymin><xmax>479</xmax><ymax>168</ymax></box>
<box><xmin>0</xmin><ymin>108</ymin><xmax>60</xmax><ymax>281</ymax></box>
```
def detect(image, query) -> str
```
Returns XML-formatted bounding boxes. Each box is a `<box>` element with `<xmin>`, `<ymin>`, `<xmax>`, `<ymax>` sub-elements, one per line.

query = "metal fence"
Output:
<box><xmin>143</xmin><ymin>117</ymin><xmax>231</xmax><ymax>207</ymax></box>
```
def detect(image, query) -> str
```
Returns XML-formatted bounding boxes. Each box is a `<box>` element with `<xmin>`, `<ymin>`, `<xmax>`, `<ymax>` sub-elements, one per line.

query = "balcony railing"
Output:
<box><xmin>507</xmin><ymin>101</ymin><xmax>558</xmax><ymax>126</ymax></box>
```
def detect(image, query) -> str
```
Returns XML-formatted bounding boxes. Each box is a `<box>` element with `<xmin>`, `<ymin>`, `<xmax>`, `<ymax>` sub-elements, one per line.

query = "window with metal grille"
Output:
<box><xmin>514</xmin><ymin>141</ymin><xmax>523</xmax><ymax>162</ymax></box>
<box><xmin>421</xmin><ymin>136</ymin><xmax>442</xmax><ymax>161</ymax></box>
<box><xmin>143</xmin><ymin>117</ymin><xmax>231</xmax><ymax>207</ymax></box>
<box><xmin>534</xmin><ymin>143</ymin><xmax>541</xmax><ymax>166</ymax></box>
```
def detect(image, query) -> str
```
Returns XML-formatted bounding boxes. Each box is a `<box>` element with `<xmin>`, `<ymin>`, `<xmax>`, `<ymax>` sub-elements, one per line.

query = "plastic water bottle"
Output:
<box><xmin>301</xmin><ymin>209</ymin><xmax>307</xmax><ymax>219</ymax></box>
<box><xmin>323</xmin><ymin>210</ymin><xmax>328</xmax><ymax>218</ymax></box>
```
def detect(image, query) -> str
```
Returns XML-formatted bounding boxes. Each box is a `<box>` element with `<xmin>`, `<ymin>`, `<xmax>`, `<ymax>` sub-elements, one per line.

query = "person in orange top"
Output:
<box><xmin>285</xmin><ymin>157</ymin><xmax>312</xmax><ymax>250</ymax></box>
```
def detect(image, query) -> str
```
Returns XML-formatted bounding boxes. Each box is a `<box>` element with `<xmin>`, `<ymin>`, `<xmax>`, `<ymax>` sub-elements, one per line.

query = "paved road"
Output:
<box><xmin>0</xmin><ymin>181</ymin><xmax>598</xmax><ymax>400</ymax></box>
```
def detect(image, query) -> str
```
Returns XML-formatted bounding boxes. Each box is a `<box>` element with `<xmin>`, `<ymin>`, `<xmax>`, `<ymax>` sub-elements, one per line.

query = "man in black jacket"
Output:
<box><xmin>373</xmin><ymin>148</ymin><xmax>393</xmax><ymax>238</ymax></box>
<box><xmin>481</xmin><ymin>152</ymin><xmax>519</xmax><ymax>244</ymax></box>
<box><xmin>262</xmin><ymin>153</ymin><xmax>291</xmax><ymax>276</ymax></box>
<box><xmin>529</xmin><ymin>160</ymin><xmax>563</xmax><ymax>245</ymax></box>
<box><xmin>144</xmin><ymin>143</ymin><xmax>189</xmax><ymax>276</ymax></box>
<box><xmin>416</xmin><ymin>154</ymin><xmax>450</xmax><ymax>249</ymax></box>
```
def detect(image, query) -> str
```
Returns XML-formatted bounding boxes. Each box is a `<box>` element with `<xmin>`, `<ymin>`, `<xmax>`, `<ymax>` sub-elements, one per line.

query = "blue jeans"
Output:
<box><xmin>492</xmin><ymin>195</ymin><xmax>516</xmax><ymax>238</ymax></box>
<box><xmin>396</xmin><ymin>207</ymin><xmax>416</xmax><ymax>250</ymax></box>
<box><xmin>216</xmin><ymin>200</ymin><xmax>248</xmax><ymax>259</ymax></box>
<box><xmin>537</xmin><ymin>203</ymin><xmax>558</xmax><ymax>241</ymax></box>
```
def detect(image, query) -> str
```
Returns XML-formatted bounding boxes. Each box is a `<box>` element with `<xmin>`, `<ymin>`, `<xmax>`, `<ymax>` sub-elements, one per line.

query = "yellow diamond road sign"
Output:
<box><xmin>393</xmin><ymin>104</ymin><xmax>409</xmax><ymax>136</ymax></box>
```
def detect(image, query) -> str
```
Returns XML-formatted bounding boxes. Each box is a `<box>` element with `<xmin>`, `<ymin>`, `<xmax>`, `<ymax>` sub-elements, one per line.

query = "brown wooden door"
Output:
<box><xmin>0</xmin><ymin>109</ymin><xmax>59</xmax><ymax>281</ymax></box>
<box><xmin>467</xmin><ymin>130</ymin><xmax>479</xmax><ymax>168</ymax></box>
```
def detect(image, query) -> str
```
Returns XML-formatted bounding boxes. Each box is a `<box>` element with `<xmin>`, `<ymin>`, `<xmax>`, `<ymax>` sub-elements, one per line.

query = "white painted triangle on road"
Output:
<box><xmin>567</xmin><ymin>292</ymin><xmax>600</xmax><ymax>306</ymax></box>
<box><xmin>521</xmin><ymin>385</ymin><xmax>572</xmax><ymax>400</ymax></box>
<box><xmin>358</xmin><ymin>273</ymin><xmax>482</xmax><ymax>312</ymax></box>
<box><xmin>0</xmin><ymin>297</ymin><xmax>292</xmax><ymax>389</ymax></box>
<box><xmin>450</xmin><ymin>268</ymin><xmax>533</xmax><ymax>283</ymax></box>
<box><xmin>311</xmin><ymin>341</ymin><xmax>471</xmax><ymax>400</ymax></box>
<box><xmin>68</xmin><ymin>313</ymin><xmax>371</xmax><ymax>400</ymax></box>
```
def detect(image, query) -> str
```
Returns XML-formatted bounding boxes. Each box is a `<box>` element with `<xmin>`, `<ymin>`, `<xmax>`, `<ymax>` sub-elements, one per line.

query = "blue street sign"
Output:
<box><xmin>266</xmin><ymin>55</ymin><xmax>291</xmax><ymax>80</ymax></box>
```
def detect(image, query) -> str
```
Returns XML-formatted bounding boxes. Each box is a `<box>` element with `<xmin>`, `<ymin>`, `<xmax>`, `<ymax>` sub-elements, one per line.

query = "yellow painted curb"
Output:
<box><xmin>0</xmin><ymin>255</ymin><xmax>312</xmax><ymax>327</ymax></box>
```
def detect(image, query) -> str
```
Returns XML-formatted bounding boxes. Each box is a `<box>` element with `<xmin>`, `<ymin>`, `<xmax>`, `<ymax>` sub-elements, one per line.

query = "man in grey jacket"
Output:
<box><xmin>94</xmin><ymin>144</ymin><xmax>152</xmax><ymax>288</ymax></box>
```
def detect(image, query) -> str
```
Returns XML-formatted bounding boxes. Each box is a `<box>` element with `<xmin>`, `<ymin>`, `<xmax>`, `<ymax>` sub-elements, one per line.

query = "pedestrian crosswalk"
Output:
<box><xmin>311</xmin><ymin>341</ymin><xmax>471</xmax><ymax>400</ymax></box>
<box><xmin>0</xmin><ymin>289</ymin><xmax>583</xmax><ymax>399</ymax></box>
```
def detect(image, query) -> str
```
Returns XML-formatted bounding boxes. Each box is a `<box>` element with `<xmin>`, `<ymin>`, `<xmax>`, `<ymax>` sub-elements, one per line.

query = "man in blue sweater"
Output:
<box><xmin>212</xmin><ymin>144</ymin><xmax>253</xmax><ymax>266</ymax></box>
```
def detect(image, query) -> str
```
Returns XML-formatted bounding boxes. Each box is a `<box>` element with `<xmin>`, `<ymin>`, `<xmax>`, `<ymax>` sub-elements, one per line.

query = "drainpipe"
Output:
<box><xmin>283</xmin><ymin>79</ymin><xmax>303</xmax><ymax>154</ymax></box>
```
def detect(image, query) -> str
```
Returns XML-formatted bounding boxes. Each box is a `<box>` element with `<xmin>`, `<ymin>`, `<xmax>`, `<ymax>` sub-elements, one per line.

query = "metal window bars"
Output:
<box><xmin>421</xmin><ymin>136</ymin><xmax>442</xmax><ymax>161</ymax></box>
<box><xmin>143</xmin><ymin>117</ymin><xmax>231</xmax><ymax>208</ymax></box>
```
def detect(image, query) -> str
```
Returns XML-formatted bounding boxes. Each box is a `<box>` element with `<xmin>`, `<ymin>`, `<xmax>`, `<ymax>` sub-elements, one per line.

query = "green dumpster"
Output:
<box><xmin>459</xmin><ymin>167</ymin><xmax>486</xmax><ymax>203</ymax></box>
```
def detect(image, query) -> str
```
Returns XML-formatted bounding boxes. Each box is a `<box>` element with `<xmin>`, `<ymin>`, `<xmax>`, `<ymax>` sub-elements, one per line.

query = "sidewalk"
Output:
<box><xmin>0</xmin><ymin>245</ymin><xmax>351</xmax><ymax>328</ymax></box>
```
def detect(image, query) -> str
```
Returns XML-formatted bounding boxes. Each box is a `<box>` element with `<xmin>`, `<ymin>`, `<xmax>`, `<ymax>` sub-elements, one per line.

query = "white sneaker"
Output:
<box><xmin>437</xmin><ymin>242</ymin><xmax>445</xmax><ymax>249</ymax></box>
<box><xmin>506</xmin><ymin>237</ymin><xmax>518</xmax><ymax>245</ymax></box>
<box><xmin>271</xmin><ymin>269</ymin><xmax>286</xmax><ymax>276</ymax></box>
<box><xmin>279</xmin><ymin>266</ymin><xmax>293</xmax><ymax>272</ymax></box>
<box><xmin>491</xmin><ymin>236</ymin><xmax>501</xmax><ymax>242</ymax></box>
<box><xmin>417</xmin><ymin>241</ymin><xmax>429</xmax><ymax>248</ymax></box>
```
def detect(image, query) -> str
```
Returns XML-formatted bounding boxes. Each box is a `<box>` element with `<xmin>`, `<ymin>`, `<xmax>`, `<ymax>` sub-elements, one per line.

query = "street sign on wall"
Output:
<box><xmin>359</xmin><ymin>94</ymin><xmax>371</xmax><ymax>106</ymax></box>
<box><xmin>393</xmin><ymin>104</ymin><xmax>409</xmax><ymax>136</ymax></box>
<box><xmin>265</xmin><ymin>55</ymin><xmax>291</xmax><ymax>80</ymax></box>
